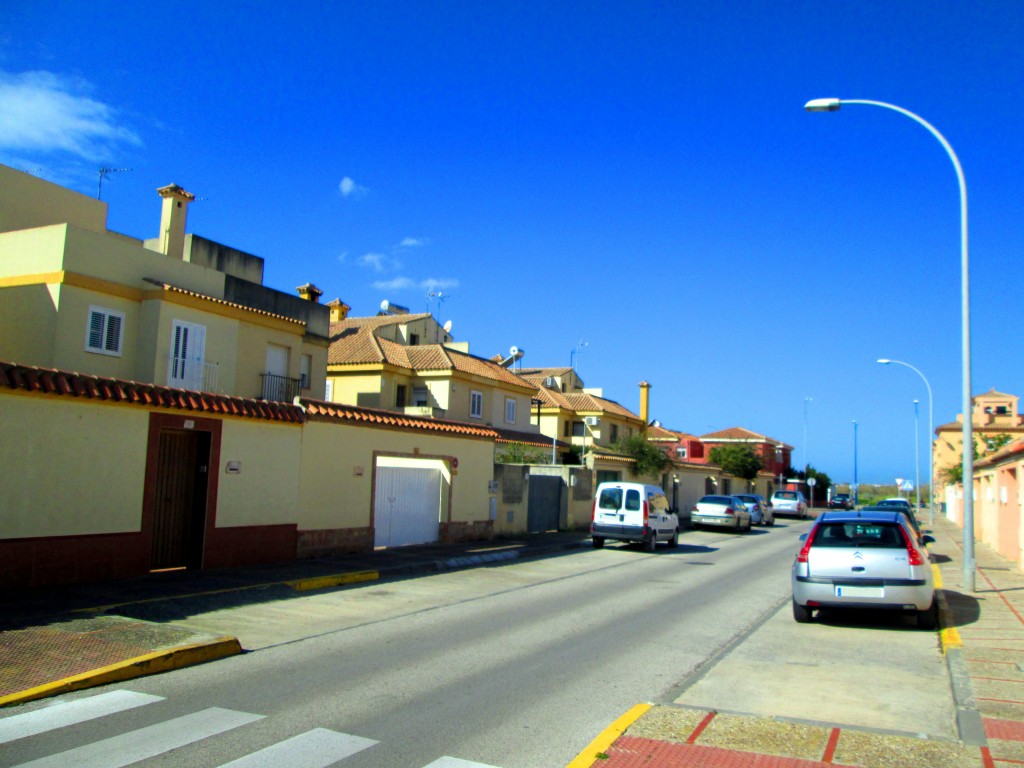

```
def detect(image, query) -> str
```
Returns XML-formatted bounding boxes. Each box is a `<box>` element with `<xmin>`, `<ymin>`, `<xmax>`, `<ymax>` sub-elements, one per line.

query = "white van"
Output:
<box><xmin>591</xmin><ymin>482</ymin><xmax>680</xmax><ymax>551</ymax></box>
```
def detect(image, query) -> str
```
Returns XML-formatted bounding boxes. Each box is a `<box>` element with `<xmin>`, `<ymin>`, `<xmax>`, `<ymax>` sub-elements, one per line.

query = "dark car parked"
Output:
<box><xmin>828</xmin><ymin>493</ymin><xmax>853</xmax><ymax>510</ymax></box>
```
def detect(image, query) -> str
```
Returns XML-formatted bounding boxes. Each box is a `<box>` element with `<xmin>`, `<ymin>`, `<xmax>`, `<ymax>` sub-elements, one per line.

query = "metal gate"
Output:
<box><xmin>151</xmin><ymin>429</ymin><xmax>209</xmax><ymax>570</ymax></box>
<box><xmin>527</xmin><ymin>475</ymin><xmax>562</xmax><ymax>533</ymax></box>
<box><xmin>374</xmin><ymin>466</ymin><xmax>443</xmax><ymax>547</ymax></box>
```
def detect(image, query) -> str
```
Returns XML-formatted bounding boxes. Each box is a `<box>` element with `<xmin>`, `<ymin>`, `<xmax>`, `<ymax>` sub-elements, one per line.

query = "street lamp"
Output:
<box><xmin>806</xmin><ymin>98</ymin><xmax>974</xmax><ymax>592</ymax></box>
<box><xmin>852</xmin><ymin>420</ymin><xmax>858</xmax><ymax>506</ymax></box>
<box><xmin>878</xmin><ymin>359</ymin><xmax>935</xmax><ymax>524</ymax></box>
<box><xmin>914</xmin><ymin>400</ymin><xmax>921</xmax><ymax>519</ymax></box>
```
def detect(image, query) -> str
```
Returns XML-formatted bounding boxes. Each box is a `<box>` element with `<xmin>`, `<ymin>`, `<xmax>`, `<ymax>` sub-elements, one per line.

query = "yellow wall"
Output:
<box><xmin>0</xmin><ymin>165</ymin><xmax>108</xmax><ymax>234</ymax></box>
<box><xmin>0</xmin><ymin>284</ymin><xmax>58</xmax><ymax>366</ymax></box>
<box><xmin>216</xmin><ymin>420</ymin><xmax>304</xmax><ymax>526</ymax></box>
<box><xmin>1</xmin><ymin>395</ymin><xmax>148</xmax><ymax>537</ymax></box>
<box><xmin>327</xmin><ymin>372</ymin><xmax>389</xmax><ymax>408</ymax></box>
<box><xmin>0</xmin><ymin>225</ymin><xmax>71</xmax><ymax>277</ymax></box>
<box><xmin>297</xmin><ymin>420</ymin><xmax>496</xmax><ymax>532</ymax></box>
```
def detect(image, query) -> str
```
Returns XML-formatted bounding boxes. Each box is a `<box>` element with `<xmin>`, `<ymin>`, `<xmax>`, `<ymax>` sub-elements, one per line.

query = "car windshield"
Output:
<box><xmin>775</xmin><ymin>492</ymin><xmax>797</xmax><ymax>500</ymax></box>
<box><xmin>700</xmin><ymin>495</ymin><xmax>733</xmax><ymax>505</ymax></box>
<box><xmin>598</xmin><ymin>489</ymin><xmax>622</xmax><ymax>510</ymax></box>
<box><xmin>878</xmin><ymin>500</ymin><xmax>909</xmax><ymax>508</ymax></box>
<box><xmin>735</xmin><ymin>495</ymin><xmax>756</xmax><ymax>503</ymax></box>
<box><xmin>814</xmin><ymin>522</ymin><xmax>904</xmax><ymax>548</ymax></box>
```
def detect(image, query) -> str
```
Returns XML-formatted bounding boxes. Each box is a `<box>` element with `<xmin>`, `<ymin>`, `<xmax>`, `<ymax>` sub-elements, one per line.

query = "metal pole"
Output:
<box><xmin>914</xmin><ymin>400</ymin><xmax>921</xmax><ymax>518</ymax></box>
<box><xmin>853</xmin><ymin>420</ymin><xmax>858</xmax><ymax>506</ymax></box>
<box><xmin>810</xmin><ymin>99</ymin><xmax>972</xmax><ymax>590</ymax></box>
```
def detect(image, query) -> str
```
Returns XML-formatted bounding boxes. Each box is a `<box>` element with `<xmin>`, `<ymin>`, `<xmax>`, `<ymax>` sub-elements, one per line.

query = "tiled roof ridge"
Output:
<box><xmin>143</xmin><ymin>278</ymin><xmax>305</xmax><ymax>327</ymax></box>
<box><xmin>0</xmin><ymin>360</ymin><xmax>305</xmax><ymax>422</ymax></box>
<box><xmin>301</xmin><ymin>398</ymin><xmax>498</xmax><ymax>439</ymax></box>
<box><xmin>334</xmin><ymin>312</ymin><xmax>433</xmax><ymax>330</ymax></box>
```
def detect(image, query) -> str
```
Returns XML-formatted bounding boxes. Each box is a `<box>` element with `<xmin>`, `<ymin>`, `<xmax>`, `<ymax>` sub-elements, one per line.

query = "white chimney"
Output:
<box><xmin>156</xmin><ymin>184</ymin><xmax>195</xmax><ymax>260</ymax></box>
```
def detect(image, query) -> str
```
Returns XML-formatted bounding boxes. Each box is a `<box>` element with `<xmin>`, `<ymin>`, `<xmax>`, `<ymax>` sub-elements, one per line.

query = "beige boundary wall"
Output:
<box><xmin>0</xmin><ymin>379</ymin><xmax>502</xmax><ymax>589</ymax></box>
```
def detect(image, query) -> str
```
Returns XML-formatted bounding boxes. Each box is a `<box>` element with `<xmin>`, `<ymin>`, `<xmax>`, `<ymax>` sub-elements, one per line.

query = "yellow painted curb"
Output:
<box><xmin>287</xmin><ymin>570</ymin><xmax>379</xmax><ymax>592</ymax></box>
<box><xmin>566</xmin><ymin>703</ymin><xmax>652</xmax><ymax>768</ymax></box>
<box><xmin>0</xmin><ymin>636</ymin><xmax>242</xmax><ymax>708</ymax></box>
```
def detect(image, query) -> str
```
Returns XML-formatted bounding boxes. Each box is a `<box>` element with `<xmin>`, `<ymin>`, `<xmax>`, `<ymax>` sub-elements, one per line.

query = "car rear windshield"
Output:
<box><xmin>598</xmin><ymin>489</ymin><xmax>622</xmax><ymax>510</ymax></box>
<box><xmin>775</xmin><ymin>491</ymin><xmax>797</xmax><ymax>500</ymax></box>
<box><xmin>814</xmin><ymin>522</ymin><xmax>903</xmax><ymax>548</ymax></box>
<box><xmin>700</xmin><ymin>495</ymin><xmax>733</xmax><ymax>505</ymax></box>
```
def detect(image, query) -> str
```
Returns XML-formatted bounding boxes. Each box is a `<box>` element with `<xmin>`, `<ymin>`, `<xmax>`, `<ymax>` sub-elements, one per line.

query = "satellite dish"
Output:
<box><xmin>443</xmin><ymin>320</ymin><xmax>453</xmax><ymax>333</ymax></box>
<box><xmin>509</xmin><ymin>346</ymin><xmax>520</xmax><ymax>357</ymax></box>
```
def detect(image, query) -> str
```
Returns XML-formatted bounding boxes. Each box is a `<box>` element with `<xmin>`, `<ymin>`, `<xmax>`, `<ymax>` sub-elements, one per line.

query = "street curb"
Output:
<box><xmin>0</xmin><ymin>636</ymin><xmax>242</xmax><ymax>709</ymax></box>
<box><xmin>287</xmin><ymin>570</ymin><xmax>379</xmax><ymax>592</ymax></box>
<box><xmin>565</xmin><ymin>703</ymin><xmax>652</xmax><ymax>768</ymax></box>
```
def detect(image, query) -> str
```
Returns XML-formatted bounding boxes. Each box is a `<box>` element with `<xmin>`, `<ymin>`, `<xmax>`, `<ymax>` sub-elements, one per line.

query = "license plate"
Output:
<box><xmin>835</xmin><ymin>585</ymin><xmax>884</xmax><ymax>598</ymax></box>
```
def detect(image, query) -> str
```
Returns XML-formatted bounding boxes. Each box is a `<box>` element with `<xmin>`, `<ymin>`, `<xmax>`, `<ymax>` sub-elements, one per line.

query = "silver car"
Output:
<box><xmin>691</xmin><ymin>495</ymin><xmax>752</xmax><ymax>531</ymax></box>
<box><xmin>791</xmin><ymin>511</ymin><xmax>936</xmax><ymax>629</ymax></box>
<box><xmin>771</xmin><ymin>489</ymin><xmax>808</xmax><ymax>518</ymax></box>
<box><xmin>734</xmin><ymin>493</ymin><xmax>774</xmax><ymax>526</ymax></box>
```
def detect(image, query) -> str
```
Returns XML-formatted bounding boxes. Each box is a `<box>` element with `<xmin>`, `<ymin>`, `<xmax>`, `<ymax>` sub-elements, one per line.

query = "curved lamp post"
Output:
<box><xmin>878</xmin><ymin>359</ymin><xmax>935</xmax><ymax>524</ymax></box>
<box><xmin>807</xmin><ymin>98</ymin><xmax>974</xmax><ymax>591</ymax></box>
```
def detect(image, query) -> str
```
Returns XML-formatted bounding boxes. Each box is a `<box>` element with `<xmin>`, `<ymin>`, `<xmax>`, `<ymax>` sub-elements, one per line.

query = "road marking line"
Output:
<box><xmin>0</xmin><ymin>691</ymin><xmax>164</xmax><ymax>745</ymax></box>
<box><xmin>287</xmin><ymin>571</ymin><xmax>379</xmax><ymax>592</ymax></box>
<box><xmin>565</xmin><ymin>703</ymin><xmax>651</xmax><ymax>768</ymax></box>
<box><xmin>10</xmin><ymin>707</ymin><xmax>263</xmax><ymax>768</ymax></box>
<box><xmin>822</xmin><ymin>727</ymin><xmax>841</xmax><ymax>762</ymax></box>
<box><xmin>422</xmin><ymin>758</ymin><xmax>504</xmax><ymax>768</ymax></box>
<box><xmin>216</xmin><ymin>728</ymin><xmax>378</xmax><ymax>767</ymax></box>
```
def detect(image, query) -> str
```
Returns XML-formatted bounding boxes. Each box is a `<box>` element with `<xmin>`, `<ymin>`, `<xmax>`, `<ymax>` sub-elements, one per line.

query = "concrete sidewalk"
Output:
<box><xmin>570</xmin><ymin>512</ymin><xmax>1024</xmax><ymax>768</ymax></box>
<box><xmin>0</xmin><ymin>532</ymin><xmax>588</xmax><ymax>707</ymax></box>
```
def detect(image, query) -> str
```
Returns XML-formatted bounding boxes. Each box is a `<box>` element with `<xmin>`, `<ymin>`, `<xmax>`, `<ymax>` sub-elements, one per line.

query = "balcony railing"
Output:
<box><xmin>167</xmin><ymin>357</ymin><xmax>219</xmax><ymax>392</ymax></box>
<box><xmin>260</xmin><ymin>372</ymin><xmax>301</xmax><ymax>402</ymax></box>
<box><xmin>402</xmin><ymin>405</ymin><xmax>446</xmax><ymax>419</ymax></box>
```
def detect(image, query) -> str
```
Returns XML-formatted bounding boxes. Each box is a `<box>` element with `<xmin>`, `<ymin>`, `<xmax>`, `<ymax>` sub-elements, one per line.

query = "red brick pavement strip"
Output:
<box><xmin>599</xmin><ymin>736</ymin><xmax>842</xmax><ymax>767</ymax></box>
<box><xmin>985</xmin><ymin>719</ymin><xmax>1024</xmax><ymax>742</ymax></box>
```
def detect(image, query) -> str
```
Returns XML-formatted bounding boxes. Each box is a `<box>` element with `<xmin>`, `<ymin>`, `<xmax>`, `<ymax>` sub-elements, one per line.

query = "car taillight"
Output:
<box><xmin>796</xmin><ymin>525</ymin><xmax>818</xmax><ymax>563</ymax></box>
<box><xmin>643</xmin><ymin>500</ymin><xmax>649</xmax><ymax>523</ymax></box>
<box><xmin>591</xmin><ymin>500</ymin><xmax>598</xmax><ymax>522</ymax></box>
<box><xmin>724</xmin><ymin>507</ymin><xmax>735</xmax><ymax>515</ymax></box>
<box><xmin>898</xmin><ymin>525</ymin><xmax>926</xmax><ymax>566</ymax></box>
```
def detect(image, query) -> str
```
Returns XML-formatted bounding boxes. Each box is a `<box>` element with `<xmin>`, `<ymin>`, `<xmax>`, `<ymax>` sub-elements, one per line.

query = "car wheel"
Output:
<box><xmin>669</xmin><ymin>528</ymin><xmax>679</xmax><ymax>548</ymax></box>
<box><xmin>768</xmin><ymin>516</ymin><xmax>775</xmax><ymax>527</ymax></box>
<box><xmin>917</xmin><ymin>599</ymin><xmax>939</xmax><ymax>630</ymax></box>
<box><xmin>793</xmin><ymin>600</ymin><xmax>813</xmax><ymax>623</ymax></box>
<box><xmin>744</xmin><ymin>517</ymin><xmax>752</xmax><ymax>532</ymax></box>
<box><xmin>645</xmin><ymin>533</ymin><xmax>657</xmax><ymax>552</ymax></box>
<box><xmin>592</xmin><ymin>537</ymin><xmax>605</xmax><ymax>549</ymax></box>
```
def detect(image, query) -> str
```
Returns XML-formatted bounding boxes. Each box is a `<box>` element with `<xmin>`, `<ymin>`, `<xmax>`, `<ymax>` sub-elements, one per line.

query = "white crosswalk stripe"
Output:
<box><xmin>9</xmin><ymin>707</ymin><xmax>263</xmax><ymax>768</ymax></box>
<box><xmin>0</xmin><ymin>690</ymin><xmax>163</xmax><ymax>745</ymax></box>
<box><xmin>216</xmin><ymin>727</ymin><xmax>378</xmax><ymax>767</ymax></box>
<box><xmin>1</xmin><ymin>690</ymin><xmax>506</xmax><ymax>768</ymax></box>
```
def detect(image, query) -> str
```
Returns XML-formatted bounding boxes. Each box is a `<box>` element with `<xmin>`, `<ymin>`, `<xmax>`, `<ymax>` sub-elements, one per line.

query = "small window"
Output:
<box><xmin>300</xmin><ymin>354</ymin><xmax>312</xmax><ymax>389</ymax></box>
<box><xmin>396</xmin><ymin>385</ymin><xmax>407</xmax><ymax>407</ymax></box>
<box><xmin>505</xmin><ymin>397</ymin><xmax>516</xmax><ymax>424</ymax></box>
<box><xmin>413</xmin><ymin>386</ymin><xmax>429</xmax><ymax>406</ymax></box>
<box><xmin>325</xmin><ymin>379</ymin><xmax>334</xmax><ymax>401</ymax></box>
<box><xmin>563</xmin><ymin>421</ymin><xmax>570</xmax><ymax>437</ymax></box>
<box><xmin>85</xmin><ymin>306</ymin><xmax>124</xmax><ymax>356</ymax></box>
<box><xmin>610</xmin><ymin>424</ymin><xmax>619</xmax><ymax>442</ymax></box>
<box><xmin>409</xmin><ymin>333</ymin><xmax>420</xmax><ymax>346</ymax></box>
<box><xmin>676</xmin><ymin>447</ymin><xmax>688</xmax><ymax>459</ymax></box>
<box><xmin>470</xmin><ymin>390</ymin><xmax>483</xmax><ymax>418</ymax></box>
<box><xmin>572</xmin><ymin>421</ymin><xmax>585</xmax><ymax>437</ymax></box>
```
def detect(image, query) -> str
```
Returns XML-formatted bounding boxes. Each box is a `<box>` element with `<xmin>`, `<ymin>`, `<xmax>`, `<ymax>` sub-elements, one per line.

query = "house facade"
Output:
<box><xmin>0</xmin><ymin>165</ymin><xmax>329</xmax><ymax>402</ymax></box>
<box><xmin>700</xmin><ymin>426</ymin><xmax>793</xmax><ymax>486</ymax></box>
<box><xmin>935</xmin><ymin>389</ymin><xmax>1024</xmax><ymax>488</ymax></box>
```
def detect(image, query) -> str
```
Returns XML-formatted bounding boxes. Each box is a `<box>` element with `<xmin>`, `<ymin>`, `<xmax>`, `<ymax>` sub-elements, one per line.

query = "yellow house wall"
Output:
<box><xmin>235</xmin><ymin>320</ymin><xmax>306</xmax><ymax>399</ymax></box>
<box><xmin>0</xmin><ymin>225</ymin><xmax>71</xmax><ymax>277</ymax></box>
<box><xmin>51</xmin><ymin>283</ymin><xmax>143</xmax><ymax>380</ymax></box>
<box><xmin>297</xmin><ymin>420</ymin><xmax>495</xmax><ymax>532</ymax></box>
<box><xmin>1</xmin><ymin>395</ymin><xmax>148</xmax><ymax>538</ymax></box>
<box><xmin>0</xmin><ymin>165</ymin><xmax>108</xmax><ymax>234</ymax></box>
<box><xmin>216</xmin><ymin>420</ymin><xmax>304</xmax><ymax>527</ymax></box>
<box><xmin>327</xmin><ymin>372</ymin><xmax>387</xmax><ymax>408</ymax></box>
<box><xmin>149</xmin><ymin>298</ymin><xmax>240</xmax><ymax>392</ymax></box>
<box><xmin>0</xmin><ymin>284</ymin><xmax>58</xmax><ymax>367</ymax></box>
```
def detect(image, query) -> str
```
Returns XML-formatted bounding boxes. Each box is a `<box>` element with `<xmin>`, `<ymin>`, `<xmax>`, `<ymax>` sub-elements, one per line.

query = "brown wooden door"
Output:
<box><xmin>151</xmin><ymin>430</ymin><xmax>209</xmax><ymax>570</ymax></box>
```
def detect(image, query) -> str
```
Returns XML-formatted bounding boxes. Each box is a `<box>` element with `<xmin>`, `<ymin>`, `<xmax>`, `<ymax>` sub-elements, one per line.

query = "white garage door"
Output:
<box><xmin>374</xmin><ymin>466</ymin><xmax>443</xmax><ymax>547</ymax></box>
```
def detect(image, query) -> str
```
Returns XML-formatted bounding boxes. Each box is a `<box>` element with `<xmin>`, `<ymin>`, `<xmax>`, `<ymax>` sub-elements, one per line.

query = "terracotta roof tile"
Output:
<box><xmin>701</xmin><ymin>426</ymin><xmax>791</xmax><ymax>448</ymax></box>
<box><xmin>330</xmin><ymin>312</ymin><xmax>433</xmax><ymax>333</ymax></box>
<box><xmin>976</xmin><ymin>437</ymin><xmax>1024</xmax><ymax>468</ymax></box>
<box><xmin>0</xmin><ymin>361</ymin><xmax>305</xmax><ymax>422</ymax></box>
<box><xmin>143</xmin><ymin>279</ymin><xmax>305</xmax><ymax>327</ymax></box>
<box><xmin>302</xmin><ymin>398</ymin><xmax>498</xmax><ymax>439</ymax></box>
<box><xmin>494</xmin><ymin>427</ymin><xmax>569</xmax><ymax>449</ymax></box>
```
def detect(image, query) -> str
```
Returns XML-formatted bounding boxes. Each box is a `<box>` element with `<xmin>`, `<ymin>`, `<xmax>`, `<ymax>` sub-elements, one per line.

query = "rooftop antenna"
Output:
<box><xmin>570</xmin><ymin>339</ymin><xmax>589</xmax><ymax>373</ymax></box>
<box><xmin>97</xmin><ymin>167</ymin><xmax>132</xmax><ymax>200</ymax></box>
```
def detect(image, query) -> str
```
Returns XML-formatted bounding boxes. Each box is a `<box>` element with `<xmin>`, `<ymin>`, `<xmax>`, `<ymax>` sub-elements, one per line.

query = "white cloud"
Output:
<box><xmin>0</xmin><ymin>70</ymin><xmax>141</xmax><ymax>160</ymax></box>
<box><xmin>398</xmin><ymin>237</ymin><xmax>427</xmax><ymax>248</ymax></box>
<box><xmin>373</xmin><ymin>277</ymin><xmax>415</xmax><ymax>291</ymax></box>
<box><xmin>421</xmin><ymin>278</ymin><xmax>459</xmax><ymax>291</ymax></box>
<box><xmin>359</xmin><ymin>252</ymin><xmax>388</xmax><ymax>271</ymax></box>
<box><xmin>339</xmin><ymin>176</ymin><xmax>368</xmax><ymax>198</ymax></box>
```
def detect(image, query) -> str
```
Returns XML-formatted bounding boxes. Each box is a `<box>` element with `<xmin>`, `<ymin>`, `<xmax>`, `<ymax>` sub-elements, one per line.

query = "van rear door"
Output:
<box><xmin>595</xmin><ymin>486</ymin><xmax>625</xmax><ymax>536</ymax></box>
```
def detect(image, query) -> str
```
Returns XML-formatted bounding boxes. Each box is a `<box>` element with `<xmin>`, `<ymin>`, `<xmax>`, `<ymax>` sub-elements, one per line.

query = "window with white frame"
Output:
<box><xmin>676</xmin><ymin>446</ymin><xmax>688</xmax><ymax>459</ymax></box>
<box><xmin>85</xmin><ymin>306</ymin><xmax>124</xmax><ymax>356</ymax></box>
<box><xmin>470</xmin><ymin>390</ymin><xmax>483</xmax><ymax>418</ymax></box>
<box><xmin>505</xmin><ymin>397</ymin><xmax>516</xmax><ymax>424</ymax></box>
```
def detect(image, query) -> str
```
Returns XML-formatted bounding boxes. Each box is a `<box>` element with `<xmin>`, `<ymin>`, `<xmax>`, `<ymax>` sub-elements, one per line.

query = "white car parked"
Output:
<box><xmin>591</xmin><ymin>482</ymin><xmax>680</xmax><ymax>551</ymax></box>
<box><xmin>770</xmin><ymin>489</ymin><xmax>808</xmax><ymax>519</ymax></box>
<box><xmin>691</xmin><ymin>495</ymin><xmax>752</xmax><ymax>531</ymax></box>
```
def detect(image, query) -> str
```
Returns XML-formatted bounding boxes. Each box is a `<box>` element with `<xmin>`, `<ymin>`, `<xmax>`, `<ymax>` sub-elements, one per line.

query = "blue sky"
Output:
<box><xmin>2</xmin><ymin>2</ymin><xmax>1022</xmax><ymax>485</ymax></box>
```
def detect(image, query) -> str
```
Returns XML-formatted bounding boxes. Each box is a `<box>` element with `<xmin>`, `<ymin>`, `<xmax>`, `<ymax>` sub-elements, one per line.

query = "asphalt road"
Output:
<box><xmin>0</xmin><ymin>517</ymin><xmax>954</xmax><ymax>768</ymax></box>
